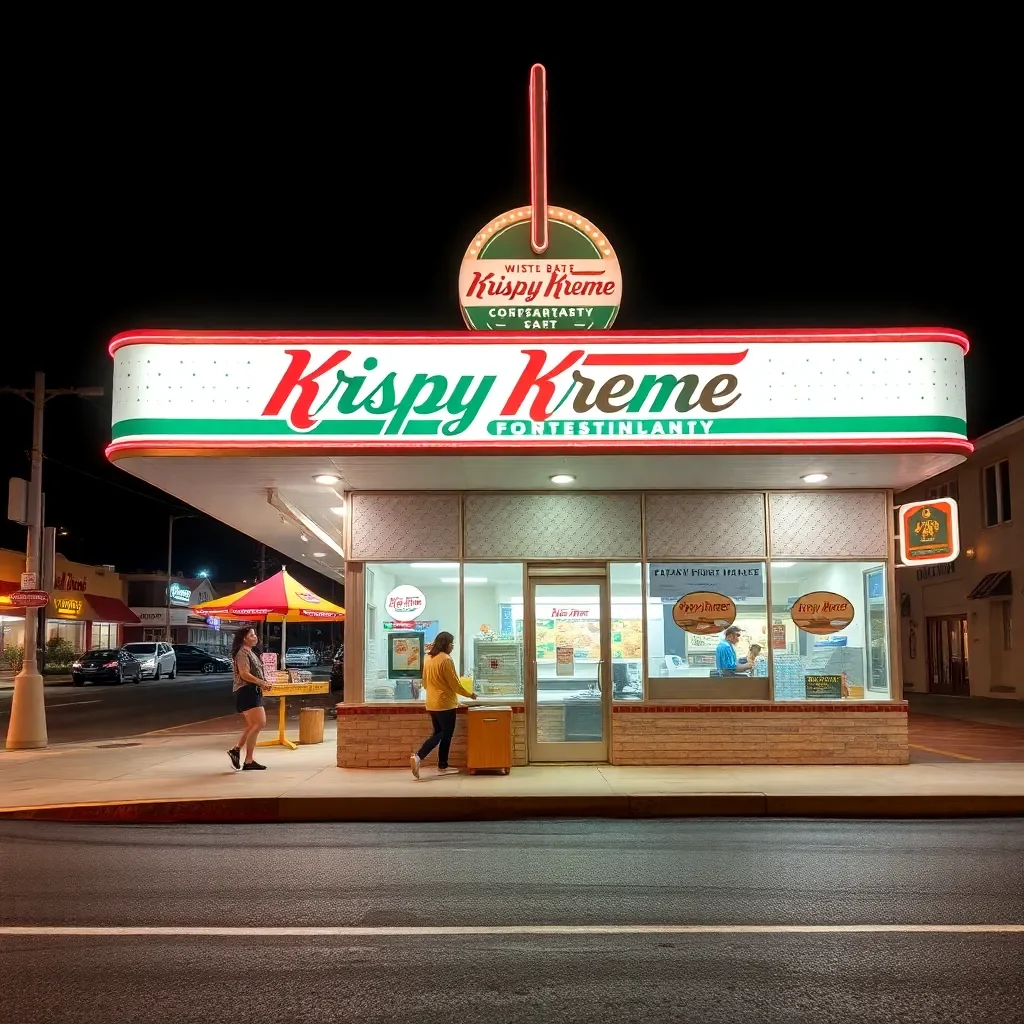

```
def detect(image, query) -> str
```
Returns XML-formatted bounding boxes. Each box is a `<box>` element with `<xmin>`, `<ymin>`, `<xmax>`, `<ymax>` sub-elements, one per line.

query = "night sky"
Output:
<box><xmin>3</xmin><ymin>53</ymin><xmax>1015</xmax><ymax>584</ymax></box>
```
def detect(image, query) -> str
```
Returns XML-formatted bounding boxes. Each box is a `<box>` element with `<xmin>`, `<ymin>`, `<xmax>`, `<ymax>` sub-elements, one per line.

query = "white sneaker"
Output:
<box><xmin>410</xmin><ymin>754</ymin><xmax>421</xmax><ymax>779</ymax></box>
<box><xmin>437</xmin><ymin>767</ymin><xmax>460</xmax><ymax>775</ymax></box>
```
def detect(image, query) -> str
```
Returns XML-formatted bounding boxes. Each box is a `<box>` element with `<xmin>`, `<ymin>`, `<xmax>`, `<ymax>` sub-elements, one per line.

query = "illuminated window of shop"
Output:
<box><xmin>610</xmin><ymin>563</ymin><xmax>643</xmax><ymax>700</ymax></box>
<box><xmin>47</xmin><ymin>619</ymin><xmax>85</xmax><ymax>654</ymax></box>
<box><xmin>462</xmin><ymin>563</ymin><xmax>524</xmax><ymax>701</ymax></box>
<box><xmin>363</xmin><ymin>562</ymin><xmax>460</xmax><ymax>702</ymax></box>
<box><xmin>91</xmin><ymin>623</ymin><xmax>117</xmax><ymax>649</ymax></box>
<box><xmin>646</xmin><ymin>562</ymin><xmax>768</xmax><ymax>684</ymax></box>
<box><xmin>770</xmin><ymin>561</ymin><xmax>890</xmax><ymax>700</ymax></box>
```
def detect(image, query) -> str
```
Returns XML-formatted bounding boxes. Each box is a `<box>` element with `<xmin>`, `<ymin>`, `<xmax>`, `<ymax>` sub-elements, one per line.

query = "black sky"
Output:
<box><xmin>3</xmin><ymin>49</ymin><xmax>1016</xmax><ymax>582</ymax></box>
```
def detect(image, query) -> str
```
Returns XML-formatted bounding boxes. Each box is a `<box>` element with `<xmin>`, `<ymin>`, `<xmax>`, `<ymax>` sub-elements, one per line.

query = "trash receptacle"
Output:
<box><xmin>298</xmin><ymin>706</ymin><xmax>325</xmax><ymax>745</ymax></box>
<box><xmin>465</xmin><ymin>705</ymin><xmax>512</xmax><ymax>775</ymax></box>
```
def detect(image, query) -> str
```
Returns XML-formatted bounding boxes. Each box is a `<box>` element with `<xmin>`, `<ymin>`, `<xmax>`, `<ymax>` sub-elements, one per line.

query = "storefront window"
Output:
<box><xmin>770</xmin><ymin>561</ymin><xmax>890</xmax><ymax>700</ymax></box>
<box><xmin>462</xmin><ymin>563</ymin><xmax>524</xmax><ymax>700</ymax></box>
<box><xmin>646</xmin><ymin>561</ymin><xmax>768</xmax><ymax>695</ymax></box>
<box><xmin>91</xmin><ymin>623</ymin><xmax>117</xmax><ymax>649</ymax></box>
<box><xmin>47</xmin><ymin>619</ymin><xmax>85</xmax><ymax>655</ymax></box>
<box><xmin>364</xmin><ymin>562</ymin><xmax>460</xmax><ymax>702</ymax></box>
<box><xmin>611</xmin><ymin>563</ymin><xmax>644</xmax><ymax>700</ymax></box>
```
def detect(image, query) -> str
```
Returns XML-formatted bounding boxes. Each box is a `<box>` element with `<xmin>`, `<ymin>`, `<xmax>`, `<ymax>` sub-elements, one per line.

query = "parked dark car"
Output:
<box><xmin>72</xmin><ymin>648</ymin><xmax>142</xmax><ymax>686</ymax></box>
<box><xmin>330</xmin><ymin>646</ymin><xmax>343</xmax><ymax>694</ymax></box>
<box><xmin>172</xmin><ymin>644</ymin><xmax>232</xmax><ymax>674</ymax></box>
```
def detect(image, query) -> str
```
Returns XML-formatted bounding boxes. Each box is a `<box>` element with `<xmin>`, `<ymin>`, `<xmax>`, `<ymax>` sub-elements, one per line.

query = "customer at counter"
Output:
<box><xmin>715</xmin><ymin>626</ymin><xmax>754</xmax><ymax>677</ymax></box>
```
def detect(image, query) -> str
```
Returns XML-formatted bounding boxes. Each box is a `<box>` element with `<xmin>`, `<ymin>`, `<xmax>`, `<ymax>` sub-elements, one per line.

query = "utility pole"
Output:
<box><xmin>2</xmin><ymin>373</ymin><xmax>103</xmax><ymax>750</ymax></box>
<box><xmin>166</xmin><ymin>514</ymin><xmax>195</xmax><ymax>643</ymax></box>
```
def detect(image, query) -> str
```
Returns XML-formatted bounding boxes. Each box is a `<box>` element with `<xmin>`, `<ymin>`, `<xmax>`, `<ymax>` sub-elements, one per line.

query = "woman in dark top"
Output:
<box><xmin>228</xmin><ymin>627</ymin><xmax>274</xmax><ymax>771</ymax></box>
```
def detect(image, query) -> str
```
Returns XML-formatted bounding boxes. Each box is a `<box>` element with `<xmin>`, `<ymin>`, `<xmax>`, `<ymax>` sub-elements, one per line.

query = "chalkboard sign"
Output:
<box><xmin>805</xmin><ymin>674</ymin><xmax>843</xmax><ymax>699</ymax></box>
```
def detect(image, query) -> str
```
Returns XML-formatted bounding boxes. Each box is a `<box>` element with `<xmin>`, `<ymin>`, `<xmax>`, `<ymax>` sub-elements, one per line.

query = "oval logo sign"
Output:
<box><xmin>671</xmin><ymin>591</ymin><xmax>737</xmax><ymax>635</ymax></box>
<box><xmin>385</xmin><ymin>585</ymin><xmax>427</xmax><ymax>620</ymax></box>
<box><xmin>296</xmin><ymin>591</ymin><xmax>321</xmax><ymax>604</ymax></box>
<box><xmin>790</xmin><ymin>591</ymin><xmax>855</xmax><ymax>635</ymax></box>
<box><xmin>459</xmin><ymin>205</ymin><xmax>621</xmax><ymax>331</ymax></box>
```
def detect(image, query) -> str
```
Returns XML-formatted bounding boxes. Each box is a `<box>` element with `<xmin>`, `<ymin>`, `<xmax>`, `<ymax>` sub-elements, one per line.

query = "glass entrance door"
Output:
<box><xmin>527</xmin><ymin>576</ymin><xmax>610</xmax><ymax>762</ymax></box>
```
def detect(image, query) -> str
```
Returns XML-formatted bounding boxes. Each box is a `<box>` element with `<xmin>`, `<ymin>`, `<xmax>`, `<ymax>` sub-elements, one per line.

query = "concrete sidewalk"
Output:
<box><xmin>1</xmin><ymin>722</ymin><xmax>1023</xmax><ymax>822</ymax></box>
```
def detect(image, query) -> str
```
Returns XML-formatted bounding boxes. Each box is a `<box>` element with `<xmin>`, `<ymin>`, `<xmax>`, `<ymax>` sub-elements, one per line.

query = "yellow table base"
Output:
<box><xmin>258</xmin><ymin>694</ymin><xmax>298</xmax><ymax>750</ymax></box>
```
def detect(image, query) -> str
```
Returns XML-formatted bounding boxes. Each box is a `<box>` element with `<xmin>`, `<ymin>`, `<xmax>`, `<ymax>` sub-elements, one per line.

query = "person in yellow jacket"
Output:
<box><xmin>410</xmin><ymin>631</ymin><xmax>477</xmax><ymax>778</ymax></box>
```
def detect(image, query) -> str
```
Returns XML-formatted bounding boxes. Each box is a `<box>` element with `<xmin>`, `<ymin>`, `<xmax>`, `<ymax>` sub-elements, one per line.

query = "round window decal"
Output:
<box><xmin>671</xmin><ymin>591</ymin><xmax>737</xmax><ymax>635</ymax></box>
<box><xmin>385</xmin><ymin>585</ymin><xmax>427</xmax><ymax>620</ymax></box>
<box><xmin>790</xmin><ymin>591</ymin><xmax>855</xmax><ymax>635</ymax></box>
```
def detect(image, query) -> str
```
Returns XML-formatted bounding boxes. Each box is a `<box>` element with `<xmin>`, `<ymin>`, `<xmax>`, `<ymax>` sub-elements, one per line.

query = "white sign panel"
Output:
<box><xmin>20</xmin><ymin>572</ymin><xmax>37</xmax><ymax>590</ymax></box>
<box><xmin>108</xmin><ymin>331</ymin><xmax>969</xmax><ymax>455</ymax></box>
<box><xmin>649</xmin><ymin>563</ymin><xmax>764</xmax><ymax>602</ymax></box>
<box><xmin>385</xmin><ymin>585</ymin><xmax>427</xmax><ymax>621</ymax></box>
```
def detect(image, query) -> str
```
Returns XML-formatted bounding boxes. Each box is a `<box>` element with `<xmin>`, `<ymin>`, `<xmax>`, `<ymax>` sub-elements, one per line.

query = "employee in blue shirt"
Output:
<box><xmin>715</xmin><ymin>626</ymin><xmax>753</xmax><ymax>677</ymax></box>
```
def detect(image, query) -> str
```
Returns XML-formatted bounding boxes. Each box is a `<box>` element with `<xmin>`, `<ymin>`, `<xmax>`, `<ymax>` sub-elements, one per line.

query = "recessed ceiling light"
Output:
<box><xmin>550</xmin><ymin>474</ymin><xmax>575</xmax><ymax>484</ymax></box>
<box><xmin>329</xmin><ymin>506</ymin><xmax>345</xmax><ymax>516</ymax></box>
<box><xmin>299</xmin><ymin>533</ymin><xmax>309</xmax><ymax>542</ymax></box>
<box><xmin>441</xmin><ymin>577</ymin><xmax>488</xmax><ymax>583</ymax></box>
<box><xmin>411</xmin><ymin>563</ymin><xmax>459</xmax><ymax>568</ymax></box>
<box><xmin>314</xmin><ymin>474</ymin><xmax>340</xmax><ymax>485</ymax></box>
<box><xmin>771</xmin><ymin>562</ymin><xmax>795</xmax><ymax>569</ymax></box>
<box><xmin>801</xmin><ymin>473</ymin><xmax>829</xmax><ymax>483</ymax></box>
<box><xmin>312</xmin><ymin>552</ymin><xmax>327</xmax><ymax>558</ymax></box>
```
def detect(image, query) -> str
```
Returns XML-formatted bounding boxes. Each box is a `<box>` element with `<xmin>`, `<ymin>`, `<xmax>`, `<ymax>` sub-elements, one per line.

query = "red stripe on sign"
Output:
<box><xmin>582</xmin><ymin>351</ymin><xmax>749</xmax><ymax>366</ymax></box>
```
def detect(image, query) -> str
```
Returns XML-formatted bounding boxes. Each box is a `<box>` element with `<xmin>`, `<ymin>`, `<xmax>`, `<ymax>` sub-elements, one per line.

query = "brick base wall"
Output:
<box><xmin>611</xmin><ymin>703</ymin><xmax>909</xmax><ymax>765</ymax></box>
<box><xmin>337</xmin><ymin>705</ymin><xmax>528</xmax><ymax>768</ymax></box>
<box><xmin>336</xmin><ymin>702</ymin><xmax>909</xmax><ymax>767</ymax></box>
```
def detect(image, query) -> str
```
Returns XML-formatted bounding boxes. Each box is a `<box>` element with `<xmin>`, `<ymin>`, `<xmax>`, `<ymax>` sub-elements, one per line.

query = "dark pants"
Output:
<box><xmin>417</xmin><ymin>710</ymin><xmax>458</xmax><ymax>768</ymax></box>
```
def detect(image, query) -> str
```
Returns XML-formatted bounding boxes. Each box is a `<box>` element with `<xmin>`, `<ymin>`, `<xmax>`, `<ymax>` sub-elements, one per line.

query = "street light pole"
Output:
<box><xmin>3</xmin><ymin>373</ymin><xmax>103</xmax><ymax>750</ymax></box>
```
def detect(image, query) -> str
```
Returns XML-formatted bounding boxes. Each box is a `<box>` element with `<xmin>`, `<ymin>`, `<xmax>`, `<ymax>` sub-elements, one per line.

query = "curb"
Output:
<box><xmin>1</xmin><ymin>793</ymin><xmax>1023</xmax><ymax>823</ymax></box>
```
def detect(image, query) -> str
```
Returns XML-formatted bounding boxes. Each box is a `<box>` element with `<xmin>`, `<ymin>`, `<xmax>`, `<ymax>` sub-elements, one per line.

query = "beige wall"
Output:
<box><xmin>896</xmin><ymin>420</ymin><xmax>1022</xmax><ymax>699</ymax></box>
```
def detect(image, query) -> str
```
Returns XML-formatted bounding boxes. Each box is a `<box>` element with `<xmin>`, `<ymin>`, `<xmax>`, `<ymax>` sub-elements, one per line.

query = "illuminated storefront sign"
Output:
<box><xmin>53</xmin><ymin>596</ymin><xmax>84</xmax><ymax>617</ymax></box>
<box><xmin>55</xmin><ymin>572</ymin><xmax>87</xmax><ymax>592</ymax></box>
<box><xmin>169</xmin><ymin>581</ymin><xmax>193</xmax><ymax>604</ymax></box>
<box><xmin>898</xmin><ymin>498</ymin><xmax>960</xmax><ymax>565</ymax></box>
<box><xmin>107</xmin><ymin>330</ymin><xmax>969</xmax><ymax>457</ymax></box>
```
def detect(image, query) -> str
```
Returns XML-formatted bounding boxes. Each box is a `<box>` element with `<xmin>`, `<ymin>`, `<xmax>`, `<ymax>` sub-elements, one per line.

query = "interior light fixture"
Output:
<box><xmin>771</xmin><ymin>562</ymin><xmax>795</xmax><ymax>569</ymax></box>
<box><xmin>801</xmin><ymin>473</ymin><xmax>829</xmax><ymax>483</ymax></box>
<box><xmin>329</xmin><ymin>506</ymin><xmax>346</xmax><ymax>516</ymax></box>
<box><xmin>549</xmin><ymin>474</ymin><xmax>575</xmax><ymax>484</ymax></box>
<box><xmin>314</xmin><ymin>474</ymin><xmax>340</xmax><ymax>485</ymax></box>
<box><xmin>299</xmin><ymin>533</ymin><xmax>309</xmax><ymax>542</ymax></box>
<box><xmin>411</xmin><ymin>562</ymin><xmax>459</xmax><ymax>568</ymax></box>
<box><xmin>441</xmin><ymin>577</ymin><xmax>488</xmax><ymax>584</ymax></box>
<box><xmin>312</xmin><ymin>552</ymin><xmax>327</xmax><ymax>558</ymax></box>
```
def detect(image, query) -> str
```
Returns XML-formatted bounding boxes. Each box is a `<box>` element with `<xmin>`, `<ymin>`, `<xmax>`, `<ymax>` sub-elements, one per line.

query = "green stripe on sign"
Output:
<box><xmin>462</xmin><ymin>306</ymin><xmax>619</xmax><ymax>330</ymax></box>
<box><xmin>485</xmin><ymin>416</ymin><xmax>968</xmax><ymax>436</ymax></box>
<box><xmin>112</xmin><ymin>418</ymin><xmax>384</xmax><ymax>438</ymax></box>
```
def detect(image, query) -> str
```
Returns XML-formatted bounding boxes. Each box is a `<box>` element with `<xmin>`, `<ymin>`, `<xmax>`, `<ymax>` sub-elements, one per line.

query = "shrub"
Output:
<box><xmin>1</xmin><ymin>645</ymin><xmax>25</xmax><ymax>672</ymax></box>
<box><xmin>45</xmin><ymin>636</ymin><xmax>77</xmax><ymax>670</ymax></box>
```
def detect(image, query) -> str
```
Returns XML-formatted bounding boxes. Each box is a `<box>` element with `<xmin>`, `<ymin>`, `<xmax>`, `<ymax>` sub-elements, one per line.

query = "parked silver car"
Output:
<box><xmin>123</xmin><ymin>641</ymin><xmax>177</xmax><ymax>680</ymax></box>
<box><xmin>284</xmin><ymin>646</ymin><xmax>317</xmax><ymax>668</ymax></box>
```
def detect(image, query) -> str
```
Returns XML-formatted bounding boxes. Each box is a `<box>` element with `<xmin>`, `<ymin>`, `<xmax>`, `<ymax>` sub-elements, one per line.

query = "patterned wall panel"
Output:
<box><xmin>769</xmin><ymin>492</ymin><xmax>889</xmax><ymax>558</ymax></box>
<box><xmin>645</xmin><ymin>493</ymin><xmax>767</xmax><ymax>559</ymax></box>
<box><xmin>349</xmin><ymin>494</ymin><xmax>460</xmax><ymax>561</ymax></box>
<box><xmin>464</xmin><ymin>494</ymin><xmax>641</xmax><ymax>559</ymax></box>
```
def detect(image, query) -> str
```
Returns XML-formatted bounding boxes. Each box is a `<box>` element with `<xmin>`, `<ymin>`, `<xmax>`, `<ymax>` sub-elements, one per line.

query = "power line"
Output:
<box><xmin>39</xmin><ymin>453</ymin><xmax>195</xmax><ymax>513</ymax></box>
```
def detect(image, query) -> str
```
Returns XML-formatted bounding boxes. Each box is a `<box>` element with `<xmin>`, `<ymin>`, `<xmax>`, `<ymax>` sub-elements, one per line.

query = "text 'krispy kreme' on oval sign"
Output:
<box><xmin>459</xmin><ymin>206</ymin><xmax>621</xmax><ymax>331</ymax></box>
<box><xmin>790</xmin><ymin>591</ymin><xmax>855</xmax><ymax>635</ymax></box>
<box><xmin>671</xmin><ymin>592</ymin><xmax>737</xmax><ymax>635</ymax></box>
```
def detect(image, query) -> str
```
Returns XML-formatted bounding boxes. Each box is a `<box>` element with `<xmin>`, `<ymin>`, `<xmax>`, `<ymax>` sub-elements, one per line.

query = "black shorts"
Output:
<box><xmin>235</xmin><ymin>684</ymin><xmax>263</xmax><ymax>713</ymax></box>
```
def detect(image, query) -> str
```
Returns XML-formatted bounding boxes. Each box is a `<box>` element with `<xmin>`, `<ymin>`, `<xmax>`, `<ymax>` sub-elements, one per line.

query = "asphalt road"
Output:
<box><xmin>1</xmin><ymin>818</ymin><xmax>1021</xmax><ymax>1023</ymax></box>
<box><xmin>0</xmin><ymin>669</ymin><xmax>337</xmax><ymax>743</ymax></box>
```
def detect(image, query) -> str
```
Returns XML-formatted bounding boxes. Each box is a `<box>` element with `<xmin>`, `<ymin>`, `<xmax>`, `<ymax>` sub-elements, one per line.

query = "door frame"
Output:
<box><xmin>925</xmin><ymin>614</ymin><xmax>970</xmax><ymax>696</ymax></box>
<box><xmin>524</xmin><ymin>564</ymin><xmax>611</xmax><ymax>763</ymax></box>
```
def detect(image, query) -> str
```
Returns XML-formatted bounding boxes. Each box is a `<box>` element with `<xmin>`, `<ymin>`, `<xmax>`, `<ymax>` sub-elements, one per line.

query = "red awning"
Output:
<box><xmin>0</xmin><ymin>579</ymin><xmax>24</xmax><ymax>616</ymax></box>
<box><xmin>84</xmin><ymin>594</ymin><xmax>141</xmax><ymax>624</ymax></box>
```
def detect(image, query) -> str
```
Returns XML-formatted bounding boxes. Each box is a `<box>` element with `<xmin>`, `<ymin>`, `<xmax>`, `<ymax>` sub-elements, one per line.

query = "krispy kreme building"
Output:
<box><xmin>105</xmin><ymin>68</ymin><xmax>970</xmax><ymax>769</ymax></box>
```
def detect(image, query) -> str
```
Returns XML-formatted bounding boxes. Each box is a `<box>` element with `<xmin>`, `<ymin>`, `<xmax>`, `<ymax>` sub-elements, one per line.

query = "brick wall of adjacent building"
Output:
<box><xmin>337</xmin><ymin>705</ymin><xmax>528</xmax><ymax>768</ymax></box>
<box><xmin>611</xmin><ymin>704</ymin><xmax>909</xmax><ymax>765</ymax></box>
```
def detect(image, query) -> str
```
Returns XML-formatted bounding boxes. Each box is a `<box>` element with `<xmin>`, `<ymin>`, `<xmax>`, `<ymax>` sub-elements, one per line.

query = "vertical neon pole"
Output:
<box><xmin>529</xmin><ymin>63</ymin><xmax>549</xmax><ymax>255</ymax></box>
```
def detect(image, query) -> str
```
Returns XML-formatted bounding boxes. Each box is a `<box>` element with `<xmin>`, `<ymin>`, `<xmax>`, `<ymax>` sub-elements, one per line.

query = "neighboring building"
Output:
<box><xmin>121</xmin><ymin>573</ymin><xmax>246</xmax><ymax>651</ymax></box>
<box><xmin>896</xmin><ymin>416</ymin><xmax>1021</xmax><ymax>700</ymax></box>
<box><xmin>0</xmin><ymin>549</ymin><xmax>140</xmax><ymax>656</ymax></box>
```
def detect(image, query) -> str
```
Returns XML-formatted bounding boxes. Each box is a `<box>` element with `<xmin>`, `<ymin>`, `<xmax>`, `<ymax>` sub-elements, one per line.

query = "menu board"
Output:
<box><xmin>611</xmin><ymin>619</ymin><xmax>643</xmax><ymax>659</ymax></box>
<box><xmin>536</xmin><ymin>617</ymin><xmax>643</xmax><ymax>661</ymax></box>
<box><xmin>805</xmin><ymin>674</ymin><xmax>843</xmax><ymax>699</ymax></box>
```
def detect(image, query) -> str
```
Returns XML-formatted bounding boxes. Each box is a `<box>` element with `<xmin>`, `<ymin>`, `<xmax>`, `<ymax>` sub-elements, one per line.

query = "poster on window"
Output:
<box><xmin>556</xmin><ymin>645</ymin><xmax>575</xmax><ymax>677</ymax></box>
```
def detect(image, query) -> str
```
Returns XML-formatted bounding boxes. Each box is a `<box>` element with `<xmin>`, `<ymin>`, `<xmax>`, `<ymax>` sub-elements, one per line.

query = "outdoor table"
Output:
<box><xmin>258</xmin><ymin>677</ymin><xmax>330</xmax><ymax>750</ymax></box>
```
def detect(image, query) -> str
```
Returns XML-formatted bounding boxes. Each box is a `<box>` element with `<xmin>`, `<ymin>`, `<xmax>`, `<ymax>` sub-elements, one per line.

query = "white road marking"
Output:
<box><xmin>45</xmin><ymin>701</ymin><xmax>103</xmax><ymax>710</ymax></box>
<box><xmin>0</xmin><ymin>924</ymin><xmax>1021</xmax><ymax>938</ymax></box>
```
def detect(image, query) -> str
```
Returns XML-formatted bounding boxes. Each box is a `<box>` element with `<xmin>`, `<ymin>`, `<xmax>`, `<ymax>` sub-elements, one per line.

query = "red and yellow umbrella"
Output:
<box><xmin>192</xmin><ymin>569</ymin><xmax>345</xmax><ymax>623</ymax></box>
